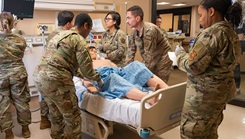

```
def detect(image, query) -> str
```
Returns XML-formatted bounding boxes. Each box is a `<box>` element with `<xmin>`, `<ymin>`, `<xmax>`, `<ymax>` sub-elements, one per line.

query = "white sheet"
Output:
<box><xmin>80</xmin><ymin>92</ymin><xmax>150</xmax><ymax>128</ymax></box>
<box><xmin>168</xmin><ymin>52</ymin><xmax>177</xmax><ymax>66</ymax></box>
<box><xmin>74</xmin><ymin>76</ymin><xmax>150</xmax><ymax>128</ymax></box>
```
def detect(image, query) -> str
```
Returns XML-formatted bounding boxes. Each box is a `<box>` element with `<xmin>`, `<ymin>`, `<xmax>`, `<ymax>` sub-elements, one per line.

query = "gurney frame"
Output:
<box><xmin>81</xmin><ymin>82</ymin><xmax>187</xmax><ymax>139</ymax></box>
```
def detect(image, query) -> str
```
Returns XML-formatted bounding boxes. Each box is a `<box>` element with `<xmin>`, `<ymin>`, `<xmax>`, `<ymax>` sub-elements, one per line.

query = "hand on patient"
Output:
<box><xmin>87</xmin><ymin>86</ymin><xmax>99</xmax><ymax>93</ymax></box>
<box><xmin>83</xmin><ymin>80</ymin><xmax>100</xmax><ymax>93</ymax></box>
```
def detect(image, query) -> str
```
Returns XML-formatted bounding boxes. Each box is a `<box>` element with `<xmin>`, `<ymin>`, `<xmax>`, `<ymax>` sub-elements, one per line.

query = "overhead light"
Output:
<box><xmin>157</xmin><ymin>2</ymin><xmax>170</xmax><ymax>5</ymax></box>
<box><xmin>172</xmin><ymin>3</ymin><xmax>186</xmax><ymax>6</ymax></box>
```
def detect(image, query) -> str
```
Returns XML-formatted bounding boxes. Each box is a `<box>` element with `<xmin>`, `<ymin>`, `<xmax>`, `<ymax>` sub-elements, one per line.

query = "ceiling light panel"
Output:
<box><xmin>157</xmin><ymin>2</ymin><xmax>170</xmax><ymax>5</ymax></box>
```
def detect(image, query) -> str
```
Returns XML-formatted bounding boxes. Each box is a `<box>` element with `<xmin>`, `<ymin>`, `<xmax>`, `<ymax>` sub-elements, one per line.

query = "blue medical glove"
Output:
<box><xmin>88</xmin><ymin>33</ymin><xmax>94</xmax><ymax>40</ymax></box>
<box><xmin>175</xmin><ymin>45</ymin><xmax>185</xmax><ymax>56</ymax></box>
<box><xmin>97</xmin><ymin>79</ymin><xmax>104</xmax><ymax>90</ymax></box>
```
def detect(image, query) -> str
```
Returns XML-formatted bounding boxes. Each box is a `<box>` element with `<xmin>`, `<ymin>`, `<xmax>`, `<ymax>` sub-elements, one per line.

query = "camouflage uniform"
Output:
<box><xmin>33</xmin><ymin>30</ymin><xmax>102</xmax><ymax>139</ymax></box>
<box><xmin>160</xmin><ymin>28</ymin><xmax>168</xmax><ymax>39</ymax></box>
<box><xmin>0</xmin><ymin>34</ymin><xmax>31</xmax><ymax>132</ymax></box>
<box><xmin>126</xmin><ymin>22</ymin><xmax>172</xmax><ymax>82</ymax></box>
<box><xmin>100</xmin><ymin>29</ymin><xmax>127</xmax><ymax>67</ymax></box>
<box><xmin>177</xmin><ymin>21</ymin><xmax>241</xmax><ymax>139</ymax></box>
<box><xmin>47</xmin><ymin>27</ymin><xmax>65</xmax><ymax>44</ymax></box>
<box><xmin>40</xmin><ymin>27</ymin><xmax>65</xmax><ymax>118</ymax></box>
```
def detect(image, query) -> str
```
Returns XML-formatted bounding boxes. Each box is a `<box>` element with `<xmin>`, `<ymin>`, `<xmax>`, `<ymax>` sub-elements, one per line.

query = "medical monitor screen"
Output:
<box><xmin>1</xmin><ymin>0</ymin><xmax>35</xmax><ymax>19</ymax></box>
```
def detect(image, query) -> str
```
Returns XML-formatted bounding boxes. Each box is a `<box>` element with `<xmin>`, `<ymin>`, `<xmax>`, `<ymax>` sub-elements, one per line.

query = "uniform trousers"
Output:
<box><xmin>34</xmin><ymin>78</ymin><xmax>81</xmax><ymax>139</ymax></box>
<box><xmin>0</xmin><ymin>73</ymin><xmax>31</xmax><ymax>132</ymax></box>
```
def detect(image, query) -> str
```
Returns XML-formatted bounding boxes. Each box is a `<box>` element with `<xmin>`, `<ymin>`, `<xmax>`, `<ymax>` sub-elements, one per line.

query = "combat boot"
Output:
<box><xmin>5</xmin><ymin>129</ymin><xmax>14</xmax><ymax>139</ymax></box>
<box><xmin>40</xmin><ymin>116</ymin><xmax>51</xmax><ymax>129</ymax></box>
<box><xmin>22</xmin><ymin>125</ymin><xmax>31</xmax><ymax>138</ymax></box>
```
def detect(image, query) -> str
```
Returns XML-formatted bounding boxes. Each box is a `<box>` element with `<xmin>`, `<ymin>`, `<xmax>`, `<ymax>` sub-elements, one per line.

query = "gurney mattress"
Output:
<box><xmin>79</xmin><ymin>92</ymin><xmax>147</xmax><ymax>128</ymax></box>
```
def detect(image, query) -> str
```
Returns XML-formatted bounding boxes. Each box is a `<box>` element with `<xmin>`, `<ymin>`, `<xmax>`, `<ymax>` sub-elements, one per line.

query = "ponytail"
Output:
<box><xmin>1</xmin><ymin>19</ymin><xmax>10</xmax><ymax>32</ymax></box>
<box><xmin>0</xmin><ymin>13</ymin><xmax>14</xmax><ymax>33</ymax></box>
<box><xmin>225</xmin><ymin>1</ymin><xmax>243</xmax><ymax>28</ymax></box>
<box><xmin>200</xmin><ymin>0</ymin><xmax>243</xmax><ymax>28</ymax></box>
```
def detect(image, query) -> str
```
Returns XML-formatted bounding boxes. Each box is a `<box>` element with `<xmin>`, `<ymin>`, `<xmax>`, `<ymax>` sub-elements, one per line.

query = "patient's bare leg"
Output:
<box><xmin>147</xmin><ymin>84</ymin><xmax>161</xmax><ymax>104</ymax></box>
<box><xmin>146</xmin><ymin>75</ymin><xmax>169</xmax><ymax>89</ymax></box>
<box><xmin>125</xmin><ymin>88</ymin><xmax>158</xmax><ymax>105</ymax></box>
<box><xmin>154</xmin><ymin>84</ymin><xmax>161</xmax><ymax>92</ymax></box>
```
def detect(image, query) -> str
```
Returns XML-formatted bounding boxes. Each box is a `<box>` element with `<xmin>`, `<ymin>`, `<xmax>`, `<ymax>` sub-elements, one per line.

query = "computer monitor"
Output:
<box><xmin>1</xmin><ymin>0</ymin><xmax>35</xmax><ymax>19</ymax></box>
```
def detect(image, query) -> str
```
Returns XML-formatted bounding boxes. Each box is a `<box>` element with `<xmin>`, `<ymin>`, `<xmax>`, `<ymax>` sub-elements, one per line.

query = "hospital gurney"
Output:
<box><xmin>79</xmin><ymin>82</ymin><xmax>187</xmax><ymax>139</ymax></box>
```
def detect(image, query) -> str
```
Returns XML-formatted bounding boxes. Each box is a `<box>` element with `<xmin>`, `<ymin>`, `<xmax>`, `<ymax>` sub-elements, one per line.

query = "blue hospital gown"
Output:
<box><xmin>94</xmin><ymin>61</ymin><xmax>153</xmax><ymax>99</ymax></box>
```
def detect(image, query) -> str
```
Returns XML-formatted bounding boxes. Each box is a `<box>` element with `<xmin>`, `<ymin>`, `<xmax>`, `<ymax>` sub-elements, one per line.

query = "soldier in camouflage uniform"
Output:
<box><xmin>156</xmin><ymin>16</ymin><xmax>168</xmax><ymax>38</ymax></box>
<box><xmin>46</xmin><ymin>11</ymin><xmax>74</xmax><ymax>43</ymax></box>
<box><xmin>33</xmin><ymin>13</ymin><xmax>103</xmax><ymax>139</ymax></box>
<box><xmin>175</xmin><ymin>0</ymin><xmax>242</xmax><ymax>138</ymax></box>
<box><xmin>39</xmin><ymin>10</ymin><xmax>74</xmax><ymax>130</ymax></box>
<box><xmin>99</xmin><ymin>11</ymin><xmax>127</xmax><ymax>67</ymax></box>
<box><xmin>0</xmin><ymin>13</ymin><xmax>31</xmax><ymax>139</ymax></box>
<box><xmin>126</xmin><ymin>5</ymin><xmax>172</xmax><ymax>83</ymax></box>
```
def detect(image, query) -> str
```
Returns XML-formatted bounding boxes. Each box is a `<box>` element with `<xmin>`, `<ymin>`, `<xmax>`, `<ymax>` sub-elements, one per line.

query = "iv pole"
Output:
<box><xmin>125</xmin><ymin>2</ymin><xmax>130</xmax><ymax>47</ymax></box>
<box><xmin>125</xmin><ymin>2</ymin><xmax>128</xmax><ymax>35</ymax></box>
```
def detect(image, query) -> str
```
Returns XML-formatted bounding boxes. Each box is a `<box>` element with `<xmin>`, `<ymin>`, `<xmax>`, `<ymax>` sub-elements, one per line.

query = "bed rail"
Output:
<box><xmin>138</xmin><ymin>82</ymin><xmax>187</xmax><ymax>138</ymax></box>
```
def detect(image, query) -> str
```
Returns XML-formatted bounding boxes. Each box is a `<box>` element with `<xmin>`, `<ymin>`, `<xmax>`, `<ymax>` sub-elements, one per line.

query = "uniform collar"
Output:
<box><xmin>57</xmin><ymin>26</ymin><xmax>65</xmax><ymax>31</ymax></box>
<box><xmin>136</xmin><ymin>22</ymin><xmax>144</xmax><ymax>37</ymax></box>
<box><xmin>70</xmin><ymin>27</ymin><xmax>76</xmax><ymax>32</ymax></box>
<box><xmin>106</xmin><ymin>29</ymin><xmax>118</xmax><ymax>37</ymax></box>
<box><xmin>69</xmin><ymin>27</ymin><xmax>85</xmax><ymax>40</ymax></box>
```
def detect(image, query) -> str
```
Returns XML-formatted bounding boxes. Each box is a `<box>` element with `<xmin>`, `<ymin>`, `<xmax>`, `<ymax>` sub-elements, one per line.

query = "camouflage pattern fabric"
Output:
<box><xmin>34</xmin><ymin>75</ymin><xmax>80</xmax><ymax>139</ymax></box>
<box><xmin>33</xmin><ymin>30</ymin><xmax>102</xmax><ymax>138</ymax></box>
<box><xmin>40</xmin><ymin>96</ymin><xmax>49</xmax><ymax>117</ymax></box>
<box><xmin>176</xmin><ymin>21</ymin><xmax>241</xmax><ymax>138</ymax></box>
<box><xmin>46</xmin><ymin>27</ymin><xmax>65</xmax><ymax>43</ymax></box>
<box><xmin>40</xmin><ymin>27</ymin><xmax>65</xmax><ymax>117</ymax></box>
<box><xmin>160</xmin><ymin>28</ymin><xmax>168</xmax><ymax>39</ymax></box>
<box><xmin>0</xmin><ymin>33</ymin><xmax>31</xmax><ymax>132</ymax></box>
<box><xmin>100</xmin><ymin>29</ymin><xmax>127</xmax><ymax>67</ymax></box>
<box><xmin>126</xmin><ymin>22</ymin><xmax>172</xmax><ymax>82</ymax></box>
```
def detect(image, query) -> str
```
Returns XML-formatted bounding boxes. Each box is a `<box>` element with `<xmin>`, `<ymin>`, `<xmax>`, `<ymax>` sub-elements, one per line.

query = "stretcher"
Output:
<box><xmin>78</xmin><ymin>82</ymin><xmax>187</xmax><ymax>139</ymax></box>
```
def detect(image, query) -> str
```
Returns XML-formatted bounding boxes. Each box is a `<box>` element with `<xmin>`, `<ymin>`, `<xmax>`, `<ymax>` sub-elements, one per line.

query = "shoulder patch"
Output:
<box><xmin>121</xmin><ymin>37</ymin><xmax>126</xmax><ymax>44</ymax></box>
<box><xmin>204</xmin><ymin>33</ymin><xmax>211</xmax><ymax>38</ymax></box>
<box><xmin>189</xmin><ymin>51</ymin><xmax>197</xmax><ymax>60</ymax></box>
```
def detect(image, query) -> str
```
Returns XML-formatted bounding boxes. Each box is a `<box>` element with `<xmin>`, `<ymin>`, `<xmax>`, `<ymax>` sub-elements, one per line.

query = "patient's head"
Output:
<box><xmin>88</xmin><ymin>46</ymin><xmax>97</xmax><ymax>60</ymax></box>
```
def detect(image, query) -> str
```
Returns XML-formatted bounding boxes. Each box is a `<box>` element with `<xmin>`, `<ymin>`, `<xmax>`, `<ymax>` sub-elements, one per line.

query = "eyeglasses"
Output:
<box><xmin>104</xmin><ymin>17</ymin><xmax>113</xmax><ymax>22</ymax></box>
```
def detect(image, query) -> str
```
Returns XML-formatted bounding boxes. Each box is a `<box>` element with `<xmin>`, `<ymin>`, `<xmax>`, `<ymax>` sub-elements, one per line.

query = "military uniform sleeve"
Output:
<box><xmin>176</xmin><ymin>51</ymin><xmax>190</xmax><ymax>73</ymax></box>
<box><xmin>13</xmin><ymin>34</ymin><xmax>27</xmax><ymax>52</ymax></box>
<box><xmin>144</xmin><ymin>27</ymin><xmax>159</xmax><ymax>70</ymax></box>
<box><xmin>99</xmin><ymin>33</ymin><xmax>107</xmax><ymax>53</ymax></box>
<box><xmin>107</xmin><ymin>31</ymin><xmax>127</xmax><ymax>61</ymax></box>
<box><xmin>161</xmin><ymin>28</ymin><xmax>168</xmax><ymax>38</ymax></box>
<box><xmin>74</xmin><ymin>36</ymin><xmax>102</xmax><ymax>82</ymax></box>
<box><xmin>20</xmin><ymin>36</ymin><xmax>27</xmax><ymax>52</ymax></box>
<box><xmin>125</xmin><ymin>33</ymin><xmax>136</xmax><ymax>65</ymax></box>
<box><xmin>178</xmin><ymin>31</ymin><xmax>219</xmax><ymax>75</ymax></box>
<box><xmin>47</xmin><ymin>34</ymin><xmax>53</xmax><ymax>44</ymax></box>
<box><xmin>74</xmin><ymin>68</ymin><xmax>84</xmax><ymax>79</ymax></box>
